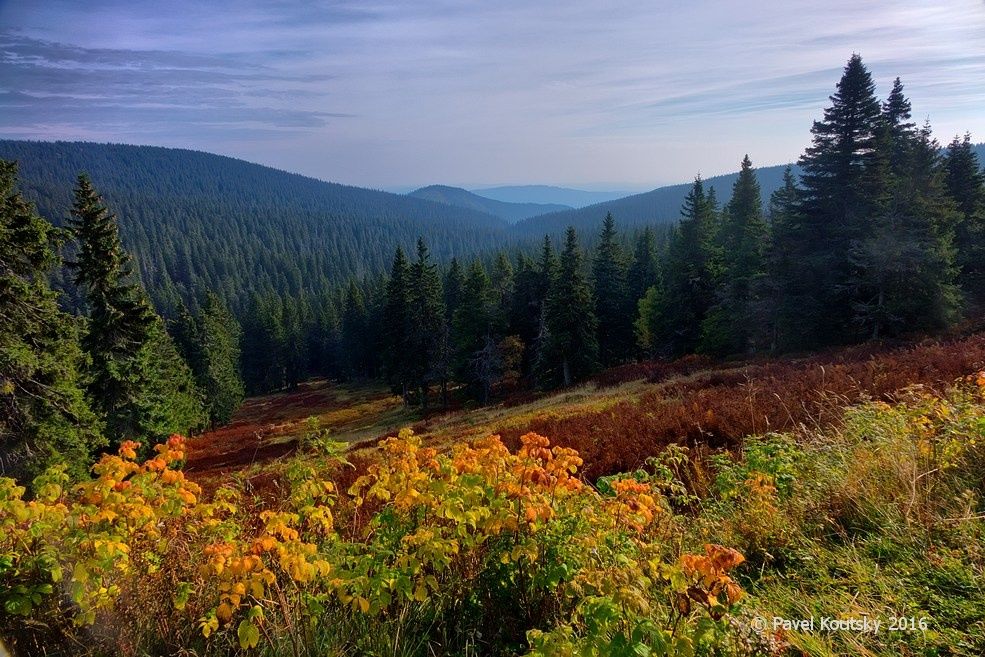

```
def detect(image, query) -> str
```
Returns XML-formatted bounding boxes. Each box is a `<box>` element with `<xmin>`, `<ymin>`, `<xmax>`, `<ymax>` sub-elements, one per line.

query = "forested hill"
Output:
<box><xmin>0</xmin><ymin>140</ymin><xmax>513</xmax><ymax>312</ymax></box>
<box><xmin>513</xmin><ymin>163</ymin><xmax>797</xmax><ymax>237</ymax></box>
<box><xmin>408</xmin><ymin>185</ymin><xmax>571</xmax><ymax>223</ymax></box>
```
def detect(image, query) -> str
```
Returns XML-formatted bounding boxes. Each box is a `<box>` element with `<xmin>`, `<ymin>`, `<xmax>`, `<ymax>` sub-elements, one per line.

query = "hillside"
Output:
<box><xmin>408</xmin><ymin>184</ymin><xmax>571</xmax><ymax>223</ymax></box>
<box><xmin>513</xmin><ymin>163</ymin><xmax>797</xmax><ymax>236</ymax></box>
<box><xmin>470</xmin><ymin>184</ymin><xmax>634</xmax><ymax>208</ymax></box>
<box><xmin>0</xmin><ymin>141</ymin><xmax>513</xmax><ymax>312</ymax></box>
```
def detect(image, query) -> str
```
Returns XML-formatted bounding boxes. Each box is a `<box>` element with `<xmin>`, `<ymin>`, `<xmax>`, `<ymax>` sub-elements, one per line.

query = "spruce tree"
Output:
<box><xmin>700</xmin><ymin>155</ymin><xmax>768</xmax><ymax>355</ymax></box>
<box><xmin>654</xmin><ymin>177</ymin><xmax>719</xmax><ymax>355</ymax></box>
<box><xmin>850</xmin><ymin>111</ymin><xmax>960</xmax><ymax>338</ymax></box>
<box><xmin>793</xmin><ymin>54</ymin><xmax>883</xmax><ymax>346</ymax></box>
<box><xmin>341</xmin><ymin>281</ymin><xmax>371</xmax><ymax>379</ymax></box>
<box><xmin>944</xmin><ymin>133</ymin><xmax>985</xmax><ymax>299</ymax></box>
<box><xmin>0</xmin><ymin>161</ymin><xmax>103</xmax><ymax>480</ymax></box>
<box><xmin>627</xmin><ymin>226</ymin><xmax>661</xmax><ymax>310</ymax></box>
<box><xmin>443</xmin><ymin>257</ymin><xmax>465</xmax><ymax>322</ymax></box>
<box><xmin>382</xmin><ymin>247</ymin><xmax>412</xmax><ymax>400</ymax></box>
<box><xmin>591</xmin><ymin>213</ymin><xmax>633</xmax><ymax>366</ymax></box>
<box><xmin>541</xmin><ymin>227</ymin><xmax>599</xmax><ymax>387</ymax></box>
<box><xmin>452</xmin><ymin>260</ymin><xmax>495</xmax><ymax>401</ymax></box>
<box><xmin>761</xmin><ymin>167</ymin><xmax>802</xmax><ymax>350</ymax></box>
<box><xmin>69</xmin><ymin>175</ymin><xmax>204</xmax><ymax>446</ymax></box>
<box><xmin>406</xmin><ymin>239</ymin><xmax>446</xmax><ymax>407</ymax></box>
<box><xmin>194</xmin><ymin>293</ymin><xmax>245</xmax><ymax>426</ymax></box>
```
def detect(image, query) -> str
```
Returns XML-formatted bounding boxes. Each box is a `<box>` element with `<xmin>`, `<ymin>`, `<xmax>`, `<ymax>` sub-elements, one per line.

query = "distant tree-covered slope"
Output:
<box><xmin>513</xmin><ymin>163</ymin><xmax>797</xmax><ymax>237</ymax></box>
<box><xmin>0</xmin><ymin>140</ymin><xmax>512</xmax><ymax>312</ymax></box>
<box><xmin>471</xmin><ymin>185</ymin><xmax>633</xmax><ymax>208</ymax></box>
<box><xmin>408</xmin><ymin>185</ymin><xmax>571</xmax><ymax>223</ymax></box>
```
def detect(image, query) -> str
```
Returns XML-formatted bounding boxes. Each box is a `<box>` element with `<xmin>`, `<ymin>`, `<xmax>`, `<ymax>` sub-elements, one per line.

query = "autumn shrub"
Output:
<box><xmin>0</xmin><ymin>430</ymin><xmax>747</xmax><ymax>657</ymax></box>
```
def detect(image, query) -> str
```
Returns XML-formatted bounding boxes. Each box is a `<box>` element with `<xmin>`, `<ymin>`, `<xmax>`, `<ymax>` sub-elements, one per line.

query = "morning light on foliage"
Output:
<box><xmin>1</xmin><ymin>1</ymin><xmax>984</xmax><ymax>656</ymax></box>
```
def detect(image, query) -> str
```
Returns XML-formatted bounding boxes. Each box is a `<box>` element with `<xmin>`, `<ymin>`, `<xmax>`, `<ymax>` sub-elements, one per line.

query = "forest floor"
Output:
<box><xmin>185</xmin><ymin>332</ymin><xmax>985</xmax><ymax>486</ymax></box>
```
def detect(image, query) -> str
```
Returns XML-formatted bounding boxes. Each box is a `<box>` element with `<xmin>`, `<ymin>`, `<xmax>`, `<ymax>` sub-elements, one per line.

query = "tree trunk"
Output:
<box><xmin>562</xmin><ymin>358</ymin><xmax>571</xmax><ymax>387</ymax></box>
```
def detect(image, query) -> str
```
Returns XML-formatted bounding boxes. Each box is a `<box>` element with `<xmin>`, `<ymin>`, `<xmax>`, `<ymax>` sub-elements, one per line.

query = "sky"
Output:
<box><xmin>1</xmin><ymin>0</ymin><xmax>984</xmax><ymax>191</ymax></box>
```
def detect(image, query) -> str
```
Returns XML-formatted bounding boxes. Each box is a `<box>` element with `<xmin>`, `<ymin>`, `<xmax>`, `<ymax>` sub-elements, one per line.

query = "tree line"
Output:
<box><xmin>239</xmin><ymin>56</ymin><xmax>984</xmax><ymax>407</ymax></box>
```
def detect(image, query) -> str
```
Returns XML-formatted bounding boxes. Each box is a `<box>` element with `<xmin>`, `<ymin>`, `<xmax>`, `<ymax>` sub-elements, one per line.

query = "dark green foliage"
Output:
<box><xmin>760</xmin><ymin>167</ymin><xmax>802</xmax><ymax>351</ymax></box>
<box><xmin>240</xmin><ymin>294</ymin><xmax>288</xmax><ymax>394</ymax></box>
<box><xmin>406</xmin><ymin>240</ymin><xmax>447</xmax><ymax>407</ymax></box>
<box><xmin>644</xmin><ymin>178</ymin><xmax>720</xmax><ymax>356</ymax></box>
<box><xmin>381</xmin><ymin>247</ymin><xmax>412</xmax><ymax>399</ymax></box>
<box><xmin>787</xmin><ymin>54</ymin><xmax>885</xmax><ymax>346</ymax></box>
<box><xmin>944</xmin><ymin>134</ymin><xmax>985</xmax><ymax>299</ymax></box>
<box><xmin>0</xmin><ymin>141</ymin><xmax>515</xmax><ymax>317</ymax></box>
<box><xmin>452</xmin><ymin>261</ymin><xmax>496</xmax><ymax>401</ymax></box>
<box><xmin>591</xmin><ymin>214</ymin><xmax>634</xmax><ymax>366</ymax></box>
<box><xmin>442</xmin><ymin>257</ymin><xmax>465</xmax><ymax>323</ymax></box>
<box><xmin>69</xmin><ymin>175</ymin><xmax>204</xmax><ymax>447</ymax></box>
<box><xmin>700</xmin><ymin>155</ymin><xmax>768</xmax><ymax>355</ymax></box>
<box><xmin>0</xmin><ymin>161</ymin><xmax>102</xmax><ymax>480</ymax></box>
<box><xmin>173</xmin><ymin>293</ymin><xmax>244</xmax><ymax>426</ymax></box>
<box><xmin>626</xmin><ymin>226</ymin><xmax>661</xmax><ymax>309</ymax></box>
<box><xmin>540</xmin><ymin>227</ymin><xmax>599</xmax><ymax>387</ymax></box>
<box><xmin>341</xmin><ymin>281</ymin><xmax>374</xmax><ymax>380</ymax></box>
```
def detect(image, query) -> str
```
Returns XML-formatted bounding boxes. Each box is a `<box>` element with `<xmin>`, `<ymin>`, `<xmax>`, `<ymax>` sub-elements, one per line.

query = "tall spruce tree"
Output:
<box><xmin>849</xmin><ymin>109</ymin><xmax>960</xmax><ymax>338</ymax></box>
<box><xmin>792</xmin><ymin>54</ymin><xmax>884</xmax><ymax>346</ymax></box>
<box><xmin>452</xmin><ymin>260</ymin><xmax>495</xmax><ymax>401</ymax></box>
<box><xmin>443</xmin><ymin>257</ymin><xmax>465</xmax><ymax>323</ymax></box>
<box><xmin>650</xmin><ymin>177</ymin><xmax>719</xmax><ymax>356</ymax></box>
<box><xmin>382</xmin><ymin>247</ymin><xmax>412</xmax><ymax>400</ymax></box>
<box><xmin>341</xmin><ymin>281</ymin><xmax>372</xmax><ymax>379</ymax></box>
<box><xmin>627</xmin><ymin>226</ymin><xmax>661</xmax><ymax>309</ymax></box>
<box><xmin>69</xmin><ymin>175</ymin><xmax>204</xmax><ymax>446</ymax></box>
<box><xmin>944</xmin><ymin>133</ymin><xmax>985</xmax><ymax>299</ymax></box>
<box><xmin>592</xmin><ymin>213</ymin><xmax>634</xmax><ymax>366</ymax></box>
<box><xmin>760</xmin><ymin>167</ymin><xmax>802</xmax><ymax>351</ymax></box>
<box><xmin>700</xmin><ymin>155</ymin><xmax>768</xmax><ymax>355</ymax></box>
<box><xmin>406</xmin><ymin>239</ymin><xmax>446</xmax><ymax>407</ymax></box>
<box><xmin>540</xmin><ymin>227</ymin><xmax>598</xmax><ymax>387</ymax></box>
<box><xmin>0</xmin><ymin>161</ymin><xmax>103</xmax><ymax>480</ymax></box>
<box><xmin>193</xmin><ymin>293</ymin><xmax>244</xmax><ymax>426</ymax></box>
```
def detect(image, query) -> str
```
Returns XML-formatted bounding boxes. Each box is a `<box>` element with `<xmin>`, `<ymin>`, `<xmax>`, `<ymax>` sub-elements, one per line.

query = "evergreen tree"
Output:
<box><xmin>452</xmin><ymin>261</ymin><xmax>495</xmax><ymax>401</ymax></box>
<box><xmin>0</xmin><ymin>161</ymin><xmax>103</xmax><ymax>480</ymax></box>
<box><xmin>792</xmin><ymin>54</ymin><xmax>884</xmax><ymax>346</ymax></box>
<box><xmin>700</xmin><ymin>155</ymin><xmax>768</xmax><ymax>355</ymax></box>
<box><xmin>849</xmin><ymin>111</ymin><xmax>960</xmax><ymax>338</ymax></box>
<box><xmin>193</xmin><ymin>293</ymin><xmax>245</xmax><ymax>426</ymax></box>
<box><xmin>341</xmin><ymin>281</ymin><xmax>372</xmax><ymax>379</ymax></box>
<box><xmin>406</xmin><ymin>239</ymin><xmax>446</xmax><ymax>407</ymax></box>
<box><xmin>240</xmin><ymin>293</ymin><xmax>287</xmax><ymax>393</ymax></box>
<box><xmin>760</xmin><ymin>167</ymin><xmax>802</xmax><ymax>350</ymax></box>
<box><xmin>592</xmin><ymin>213</ymin><xmax>633</xmax><ymax>366</ymax></box>
<box><xmin>651</xmin><ymin>177</ymin><xmax>719</xmax><ymax>356</ymax></box>
<box><xmin>627</xmin><ymin>226</ymin><xmax>661</xmax><ymax>310</ymax></box>
<box><xmin>382</xmin><ymin>247</ymin><xmax>412</xmax><ymax>400</ymax></box>
<box><xmin>490</xmin><ymin>252</ymin><xmax>515</xmax><ymax>334</ymax></box>
<box><xmin>443</xmin><ymin>257</ymin><xmax>465</xmax><ymax>322</ymax></box>
<box><xmin>540</xmin><ymin>227</ymin><xmax>599</xmax><ymax>387</ymax></box>
<box><xmin>944</xmin><ymin>133</ymin><xmax>985</xmax><ymax>298</ymax></box>
<box><xmin>69</xmin><ymin>175</ymin><xmax>204</xmax><ymax>446</ymax></box>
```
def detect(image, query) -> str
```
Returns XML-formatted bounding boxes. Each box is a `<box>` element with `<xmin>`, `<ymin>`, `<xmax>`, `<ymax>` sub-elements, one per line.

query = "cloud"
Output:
<box><xmin>1</xmin><ymin>1</ymin><xmax>984</xmax><ymax>187</ymax></box>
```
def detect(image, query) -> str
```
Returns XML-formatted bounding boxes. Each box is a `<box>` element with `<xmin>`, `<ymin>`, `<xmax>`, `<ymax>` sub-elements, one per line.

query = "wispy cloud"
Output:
<box><xmin>1</xmin><ymin>0</ymin><xmax>983</xmax><ymax>188</ymax></box>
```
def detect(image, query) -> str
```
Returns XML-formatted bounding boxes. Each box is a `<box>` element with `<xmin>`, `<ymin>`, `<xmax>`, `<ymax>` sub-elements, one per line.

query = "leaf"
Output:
<box><xmin>238</xmin><ymin>619</ymin><xmax>260</xmax><ymax>649</ymax></box>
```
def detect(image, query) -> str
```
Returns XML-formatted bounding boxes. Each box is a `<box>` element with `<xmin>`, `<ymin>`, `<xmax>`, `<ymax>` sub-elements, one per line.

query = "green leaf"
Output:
<box><xmin>238</xmin><ymin>619</ymin><xmax>260</xmax><ymax>649</ymax></box>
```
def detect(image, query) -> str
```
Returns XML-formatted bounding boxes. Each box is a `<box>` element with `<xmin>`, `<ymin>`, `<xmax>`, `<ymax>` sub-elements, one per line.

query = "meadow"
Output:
<box><xmin>3</xmin><ymin>335</ymin><xmax>984</xmax><ymax>656</ymax></box>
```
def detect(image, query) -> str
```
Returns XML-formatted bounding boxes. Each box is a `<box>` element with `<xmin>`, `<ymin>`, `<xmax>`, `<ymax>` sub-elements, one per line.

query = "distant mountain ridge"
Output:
<box><xmin>510</xmin><ymin>163</ymin><xmax>798</xmax><ymax>237</ymax></box>
<box><xmin>408</xmin><ymin>185</ymin><xmax>570</xmax><ymax>224</ymax></box>
<box><xmin>470</xmin><ymin>185</ymin><xmax>634</xmax><ymax>209</ymax></box>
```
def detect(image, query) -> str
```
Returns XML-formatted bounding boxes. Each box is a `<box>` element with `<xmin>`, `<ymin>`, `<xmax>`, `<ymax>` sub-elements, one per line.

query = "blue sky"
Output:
<box><xmin>1</xmin><ymin>0</ymin><xmax>984</xmax><ymax>190</ymax></box>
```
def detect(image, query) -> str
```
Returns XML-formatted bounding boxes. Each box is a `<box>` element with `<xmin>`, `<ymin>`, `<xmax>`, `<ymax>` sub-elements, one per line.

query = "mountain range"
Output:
<box><xmin>469</xmin><ymin>185</ymin><xmax>634</xmax><ymax>208</ymax></box>
<box><xmin>408</xmin><ymin>185</ymin><xmax>570</xmax><ymax>223</ymax></box>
